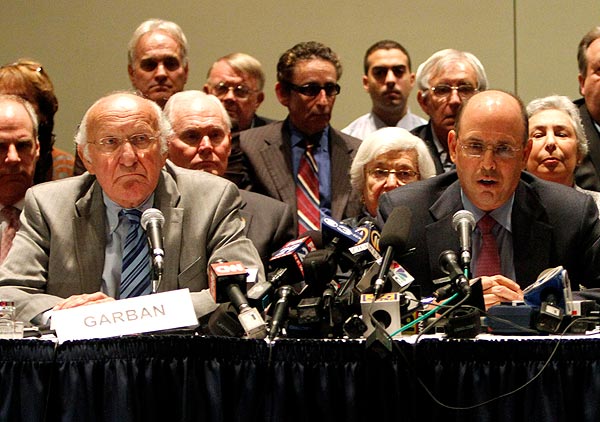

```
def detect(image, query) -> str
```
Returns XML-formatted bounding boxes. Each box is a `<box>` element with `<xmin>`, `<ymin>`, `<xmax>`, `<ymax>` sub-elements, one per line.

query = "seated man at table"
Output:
<box><xmin>163</xmin><ymin>90</ymin><xmax>294</xmax><ymax>266</ymax></box>
<box><xmin>0</xmin><ymin>92</ymin><xmax>264</xmax><ymax>324</ymax></box>
<box><xmin>378</xmin><ymin>90</ymin><xmax>600</xmax><ymax>309</ymax></box>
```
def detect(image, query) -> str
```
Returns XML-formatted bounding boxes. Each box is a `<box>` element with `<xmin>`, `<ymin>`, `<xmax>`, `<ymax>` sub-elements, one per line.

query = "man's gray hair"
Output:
<box><xmin>164</xmin><ymin>90</ymin><xmax>232</xmax><ymax>131</ymax></box>
<box><xmin>526</xmin><ymin>94</ymin><xmax>589</xmax><ymax>159</ymax></box>
<box><xmin>207</xmin><ymin>53</ymin><xmax>266</xmax><ymax>91</ymax></box>
<box><xmin>0</xmin><ymin>94</ymin><xmax>39</xmax><ymax>140</ymax></box>
<box><xmin>127</xmin><ymin>19</ymin><xmax>189</xmax><ymax>66</ymax></box>
<box><xmin>350</xmin><ymin>127</ymin><xmax>437</xmax><ymax>193</ymax></box>
<box><xmin>416</xmin><ymin>49</ymin><xmax>488</xmax><ymax>95</ymax></box>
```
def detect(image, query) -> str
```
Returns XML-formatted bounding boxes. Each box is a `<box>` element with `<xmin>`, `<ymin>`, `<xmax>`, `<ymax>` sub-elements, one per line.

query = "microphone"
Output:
<box><xmin>141</xmin><ymin>208</ymin><xmax>165</xmax><ymax>293</ymax></box>
<box><xmin>269</xmin><ymin>285</ymin><xmax>295</xmax><ymax>340</ymax></box>
<box><xmin>438</xmin><ymin>250</ymin><xmax>470</xmax><ymax>295</ymax></box>
<box><xmin>373</xmin><ymin>206</ymin><xmax>412</xmax><ymax>298</ymax></box>
<box><xmin>268</xmin><ymin>235</ymin><xmax>317</xmax><ymax>289</ymax></box>
<box><xmin>452</xmin><ymin>210</ymin><xmax>476</xmax><ymax>275</ymax></box>
<box><xmin>208</xmin><ymin>260</ymin><xmax>267</xmax><ymax>339</ymax></box>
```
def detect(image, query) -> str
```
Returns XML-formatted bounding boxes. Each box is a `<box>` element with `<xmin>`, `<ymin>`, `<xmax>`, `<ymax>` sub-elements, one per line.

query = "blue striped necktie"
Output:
<box><xmin>120</xmin><ymin>209</ymin><xmax>152</xmax><ymax>298</ymax></box>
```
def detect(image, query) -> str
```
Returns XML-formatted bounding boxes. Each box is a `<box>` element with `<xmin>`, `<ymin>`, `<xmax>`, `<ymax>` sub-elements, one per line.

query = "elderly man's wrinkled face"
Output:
<box><xmin>80</xmin><ymin>94</ymin><xmax>166</xmax><ymax>208</ymax></box>
<box><xmin>205</xmin><ymin>60</ymin><xmax>264</xmax><ymax>132</ymax></box>
<box><xmin>128</xmin><ymin>31</ymin><xmax>188</xmax><ymax>108</ymax></box>
<box><xmin>168</xmin><ymin>97</ymin><xmax>232</xmax><ymax>176</ymax></box>
<box><xmin>448</xmin><ymin>91</ymin><xmax>531</xmax><ymax>212</ymax></box>
<box><xmin>0</xmin><ymin>99</ymin><xmax>39</xmax><ymax>205</ymax></box>
<box><xmin>363</xmin><ymin>149</ymin><xmax>420</xmax><ymax>217</ymax></box>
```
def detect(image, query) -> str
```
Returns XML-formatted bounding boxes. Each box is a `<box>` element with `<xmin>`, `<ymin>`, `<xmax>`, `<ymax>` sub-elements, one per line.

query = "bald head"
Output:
<box><xmin>164</xmin><ymin>90</ymin><xmax>232</xmax><ymax>176</ymax></box>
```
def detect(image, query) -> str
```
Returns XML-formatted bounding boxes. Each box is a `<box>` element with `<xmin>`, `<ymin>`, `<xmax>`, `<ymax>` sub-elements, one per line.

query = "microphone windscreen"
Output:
<box><xmin>303</xmin><ymin>230</ymin><xmax>323</xmax><ymax>249</ymax></box>
<box><xmin>141</xmin><ymin>208</ymin><xmax>165</xmax><ymax>230</ymax></box>
<box><xmin>379</xmin><ymin>206</ymin><xmax>412</xmax><ymax>251</ymax></box>
<box><xmin>452</xmin><ymin>210</ymin><xmax>475</xmax><ymax>231</ymax></box>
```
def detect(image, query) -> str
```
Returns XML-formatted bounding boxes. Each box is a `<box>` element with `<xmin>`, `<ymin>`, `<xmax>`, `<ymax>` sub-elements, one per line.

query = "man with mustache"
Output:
<box><xmin>235</xmin><ymin>41</ymin><xmax>362</xmax><ymax>236</ymax></box>
<box><xmin>412</xmin><ymin>49</ymin><xmax>488</xmax><ymax>174</ymax></box>
<box><xmin>342</xmin><ymin>40</ymin><xmax>426</xmax><ymax>139</ymax></box>
<box><xmin>0</xmin><ymin>95</ymin><xmax>40</xmax><ymax>263</ymax></box>
<box><xmin>378</xmin><ymin>90</ymin><xmax>600</xmax><ymax>309</ymax></box>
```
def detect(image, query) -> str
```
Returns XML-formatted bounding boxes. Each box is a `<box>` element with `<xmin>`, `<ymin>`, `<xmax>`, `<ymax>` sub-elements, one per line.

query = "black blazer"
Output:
<box><xmin>378</xmin><ymin>171</ymin><xmax>600</xmax><ymax>296</ymax></box>
<box><xmin>574</xmin><ymin>99</ymin><xmax>600</xmax><ymax>191</ymax></box>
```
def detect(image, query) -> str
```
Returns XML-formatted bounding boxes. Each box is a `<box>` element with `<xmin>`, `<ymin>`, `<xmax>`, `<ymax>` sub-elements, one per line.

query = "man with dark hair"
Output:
<box><xmin>343</xmin><ymin>40</ymin><xmax>425</xmax><ymax>139</ymax></box>
<box><xmin>379</xmin><ymin>90</ymin><xmax>600</xmax><ymax>309</ymax></box>
<box><xmin>235</xmin><ymin>41</ymin><xmax>361</xmax><ymax>235</ymax></box>
<box><xmin>575</xmin><ymin>26</ymin><xmax>600</xmax><ymax>191</ymax></box>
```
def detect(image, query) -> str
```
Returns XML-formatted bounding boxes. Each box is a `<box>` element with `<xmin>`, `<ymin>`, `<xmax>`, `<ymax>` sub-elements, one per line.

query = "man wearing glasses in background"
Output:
<box><xmin>378</xmin><ymin>90</ymin><xmax>600</xmax><ymax>309</ymax></box>
<box><xmin>0</xmin><ymin>92</ymin><xmax>263</xmax><ymax>325</ymax></box>
<box><xmin>235</xmin><ymin>41</ymin><xmax>362</xmax><ymax>236</ymax></box>
<box><xmin>342</xmin><ymin>40</ymin><xmax>426</xmax><ymax>139</ymax></box>
<box><xmin>204</xmin><ymin>53</ymin><xmax>273</xmax><ymax>187</ymax></box>
<box><xmin>412</xmin><ymin>49</ymin><xmax>488</xmax><ymax>174</ymax></box>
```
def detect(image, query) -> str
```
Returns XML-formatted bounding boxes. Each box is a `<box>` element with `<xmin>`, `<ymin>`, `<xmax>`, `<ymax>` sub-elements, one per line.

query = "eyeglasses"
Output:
<box><xmin>370</xmin><ymin>65</ymin><xmax>407</xmax><ymax>79</ymax></box>
<box><xmin>0</xmin><ymin>139</ymin><xmax>35</xmax><ymax>157</ymax></box>
<box><xmin>89</xmin><ymin>133</ymin><xmax>158</xmax><ymax>154</ymax></box>
<box><xmin>367</xmin><ymin>168</ymin><xmax>419</xmax><ymax>183</ymax></box>
<box><xmin>286</xmin><ymin>82</ymin><xmax>341</xmax><ymax>97</ymax></box>
<box><xmin>211</xmin><ymin>82</ymin><xmax>256</xmax><ymax>99</ymax></box>
<box><xmin>139</xmin><ymin>57</ymin><xmax>182</xmax><ymax>72</ymax></box>
<box><xmin>429</xmin><ymin>84</ymin><xmax>478</xmax><ymax>100</ymax></box>
<box><xmin>459</xmin><ymin>141</ymin><xmax>522</xmax><ymax>159</ymax></box>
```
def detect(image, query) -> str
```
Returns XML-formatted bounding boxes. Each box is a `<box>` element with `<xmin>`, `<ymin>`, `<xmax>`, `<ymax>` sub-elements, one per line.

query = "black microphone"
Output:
<box><xmin>452</xmin><ymin>210</ymin><xmax>475</xmax><ymax>275</ymax></box>
<box><xmin>373</xmin><ymin>206</ymin><xmax>412</xmax><ymax>298</ymax></box>
<box><xmin>141</xmin><ymin>208</ymin><xmax>165</xmax><ymax>293</ymax></box>
<box><xmin>269</xmin><ymin>285</ymin><xmax>295</xmax><ymax>340</ymax></box>
<box><xmin>438</xmin><ymin>250</ymin><xmax>470</xmax><ymax>295</ymax></box>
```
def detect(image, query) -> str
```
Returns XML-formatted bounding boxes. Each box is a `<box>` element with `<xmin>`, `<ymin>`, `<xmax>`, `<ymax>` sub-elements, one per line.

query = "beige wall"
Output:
<box><xmin>0</xmin><ymin>1</ymin><xmax>597</xmax><ymax>154</ymax></box>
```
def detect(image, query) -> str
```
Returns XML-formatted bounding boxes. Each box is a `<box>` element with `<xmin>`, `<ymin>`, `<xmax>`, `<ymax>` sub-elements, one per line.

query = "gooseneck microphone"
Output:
<box><xmin>452</xmin><ymin>210</ymin><xmax>476</xmax><ymax>276</ymax></box>
<box><xmin>439</xmin><ymin>249</ymin><xmax>471</xmax><ymax>295</ymax></box>
<box><xmin>373</xmin><ymin>206</ymin><xmax>412</xmax><ymax>298</ymax></box>
<box><xmin>141</xmin><ymin>208</ymin><xmax>165</xmax><ymax>293</ymax></box>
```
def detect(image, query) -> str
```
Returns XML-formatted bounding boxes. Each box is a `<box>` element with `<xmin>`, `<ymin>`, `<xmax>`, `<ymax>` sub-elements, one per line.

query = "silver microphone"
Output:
<box><xmin>452</xmin><ymin>210</ymin><xmax>476</xmax><ymax>274</ymax></box>
<box><xmin>141</xmin><ymin>208</ymin><xmax>165</xmax><ymax>292</ymax></box>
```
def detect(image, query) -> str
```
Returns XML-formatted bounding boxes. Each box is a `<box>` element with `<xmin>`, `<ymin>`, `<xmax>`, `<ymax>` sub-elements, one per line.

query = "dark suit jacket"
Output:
<box><xmin>0</xmin><ymin>161</ymin><xmax>264</xmax><ymax>322</ymax></box>
<box><xmin>239</xmin><ymin>190</ymin><xmax>294</xmax><ymax>266</ymax></box>
<box><xmin>378</xmin><ymin>171</ymin><xmax>600</xmax><ymax>296</ymax></box>
<box><xmin>574</xmin><ymin>99</ymin><xmax>600</xmax><ymax>191</ymax></box>
<box><xmin>411</xmin><ymin>121</ymin><xmax>445</xmax><ymax>175</ymax></box>
<box><xmin>237</xmin><ymin>119</ymin><xmax>363</xmax><ymax>235</ymax></box>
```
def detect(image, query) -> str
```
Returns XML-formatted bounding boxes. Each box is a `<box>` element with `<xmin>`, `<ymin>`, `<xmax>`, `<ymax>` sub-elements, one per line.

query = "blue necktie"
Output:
<box><xmin>120</xmin><ymin>209</ymin><xmax>152</xmax><ymax>298</ymax></box>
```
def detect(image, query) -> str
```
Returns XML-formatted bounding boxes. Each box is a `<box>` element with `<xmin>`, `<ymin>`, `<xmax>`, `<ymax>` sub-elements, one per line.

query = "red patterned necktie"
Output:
<box><xmin>0</xmin><ymin>206</ymin><xmax>20</xmax><ymax>263</ymax></box>
<box><xmin>296</xmin><ymin>139</ymin><xmax>320</xmax><ymax>234</ymax></box>
<box><xmin>474</xmin><ymin>214</ymin><xmax>501</xmax><ymax>277</ymax></box>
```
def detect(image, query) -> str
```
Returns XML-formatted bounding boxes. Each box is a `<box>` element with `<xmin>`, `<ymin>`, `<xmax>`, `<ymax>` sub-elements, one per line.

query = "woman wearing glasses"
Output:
<box><xmin>349</xmin><ymin>127</ymin><xmax>436</xmax><ymax>219</ymax></box>
<box><xmin>525</xmin><ymin>95</ymin><xmax>600</xmax><ymax>211</ymax></box>
<box><xmin>0</xmin><ymin>59</ymin><xmax>74</xmax><ymax>182</ymax></box>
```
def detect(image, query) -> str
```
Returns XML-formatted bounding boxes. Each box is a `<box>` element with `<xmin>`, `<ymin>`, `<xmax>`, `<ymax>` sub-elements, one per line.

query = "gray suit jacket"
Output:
<box><xmin>378</xmin><ymin>171</ymin><xmax>600</xmax><ymax>296</ymax></box>
<box><xmin>239</xmin><ymin>190</ymin><xmax>294</xmax><ymax>267</ymax></box>
<box><xmin>0</xmin><ymin>161</ymin><xmax>264</xmax><ymax>322</ymax></box>
<box><xmin>238</xmin><ymin>119</ymin><xmax>362</xmax><ymax>235</ymax></box>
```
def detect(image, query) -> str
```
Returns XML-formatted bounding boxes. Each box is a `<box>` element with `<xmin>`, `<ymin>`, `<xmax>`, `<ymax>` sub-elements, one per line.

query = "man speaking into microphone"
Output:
<box><xmin>0</xmin><ymin>92</ymin><xmax>264</xmax><ymax>325</ymax></box>
<box><xmin>378</xmin><ymin>90</ymin><xmax>600</xmax><ymax>309</ymax></box>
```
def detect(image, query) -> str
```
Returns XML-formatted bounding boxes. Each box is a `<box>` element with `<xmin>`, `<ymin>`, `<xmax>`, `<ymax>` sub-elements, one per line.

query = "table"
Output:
<box><xmin>1</xmin><ymin>334</ymin><xmax>599</xmax><ymax>421</ymax></box>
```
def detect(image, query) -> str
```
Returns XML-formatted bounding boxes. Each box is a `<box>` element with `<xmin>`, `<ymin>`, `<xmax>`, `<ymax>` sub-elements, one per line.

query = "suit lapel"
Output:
<box><xmin>154</xmin><ymin>165</ymin><xmax>183</xmax><ymax>292</ymax></box>
<box><xmin>512</xmin><ymin>180</ymin><xmax>552</xmax><ymax>284</ymax></box>
<box><xmin>74</xmin><ymin>181</ymin><xmax>107</xmax><ymax>293</ymax></box>
<box><xmin>259</xmin><ymin>122</ymin><xmax>296</xmax><ymax>206</ymax></box>
<box><xmin>329</xmin><ymin>128</ymin><xmax>354</xmax><ymax>221</ymax></box>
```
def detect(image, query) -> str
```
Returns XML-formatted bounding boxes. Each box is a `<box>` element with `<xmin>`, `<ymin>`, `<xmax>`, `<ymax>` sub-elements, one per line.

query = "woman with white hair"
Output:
<box><xmin>349</xmin><ymin>126</ymin><xmax>437</xmax><ymax>218</ymax></box>
<box><xmin>526</xmin><ymin>95</ymin><xmax>600</xmax><ymax>210</ymax></box>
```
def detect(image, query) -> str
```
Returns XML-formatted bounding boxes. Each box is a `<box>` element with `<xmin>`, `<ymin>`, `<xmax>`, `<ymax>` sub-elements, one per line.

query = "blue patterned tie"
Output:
<box><xmin>120</xmin><ymin>209</ymin><xmax>152</xmax><ymax>298</ymax></box>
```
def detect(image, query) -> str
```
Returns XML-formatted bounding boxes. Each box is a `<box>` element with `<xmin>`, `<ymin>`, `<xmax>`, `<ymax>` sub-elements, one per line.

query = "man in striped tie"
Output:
<box><xmin>0</xmin><ymin>95</ymin><xmax>40</xmax><ymax>263</ymax></box>
<box><xmin>0</xmin><ymin>92</ymin><xmax>264</xmax><ymax>325</ymax></box>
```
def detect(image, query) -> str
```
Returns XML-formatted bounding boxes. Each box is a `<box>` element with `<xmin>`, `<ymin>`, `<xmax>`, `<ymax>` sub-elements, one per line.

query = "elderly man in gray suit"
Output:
<box><xmin>163</xmin><ymin>90</ymin><xmax>294</xmax><ymax>267</ymax></box>
<box><xmin>0</xmin><ymin>92</ymin><xmax>263</xmax><ymax>324</ymax></box>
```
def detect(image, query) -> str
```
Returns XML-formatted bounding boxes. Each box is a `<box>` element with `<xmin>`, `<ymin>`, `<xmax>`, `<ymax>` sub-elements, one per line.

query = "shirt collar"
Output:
<box><xmin>460</xmin><ymin>190</ymin><xmax>515</xmax><ymax>232</ymax></box>
<box><xmin>288</xmin><ymin>120</ymin><xmax>329</xmax><ymax>152</ymax></box>
<box><xmin>103</xmin><ymin>192</ymin><xmax>155</xmax><ymax>234</ymax></box>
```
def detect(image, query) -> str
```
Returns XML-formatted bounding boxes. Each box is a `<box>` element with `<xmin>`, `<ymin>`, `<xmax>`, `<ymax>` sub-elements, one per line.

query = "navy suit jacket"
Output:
<box><xmin>378</xmin><ymin>171</ymin><xmax>600</xmax><ymax>296</ymax></box>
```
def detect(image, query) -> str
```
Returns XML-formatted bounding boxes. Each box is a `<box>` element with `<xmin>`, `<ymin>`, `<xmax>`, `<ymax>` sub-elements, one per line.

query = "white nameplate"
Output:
<box><xmin>52</xmin><ymin>289</ymin><xmax>197</xmax><ymax>343</ymax></box>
